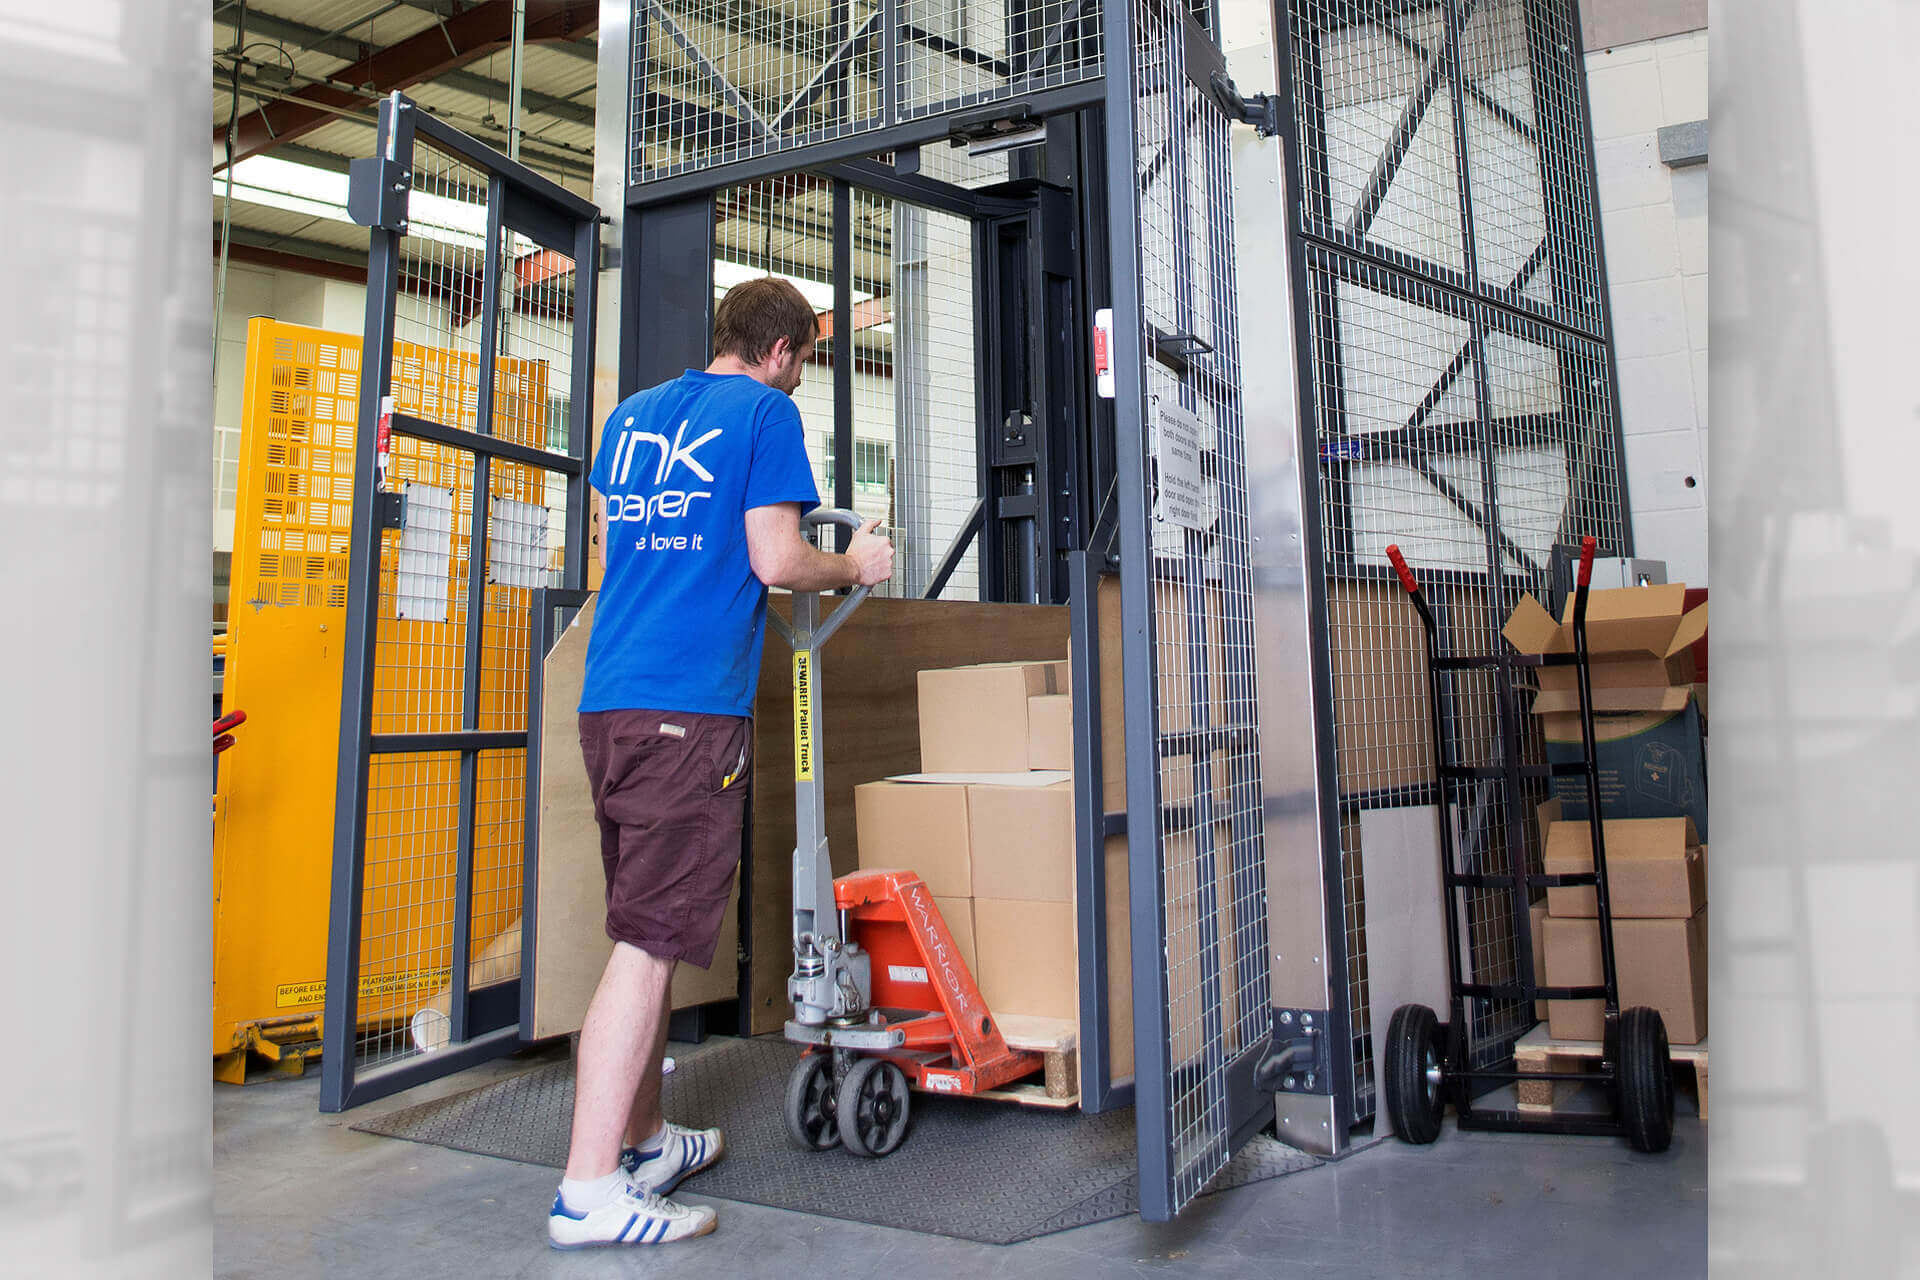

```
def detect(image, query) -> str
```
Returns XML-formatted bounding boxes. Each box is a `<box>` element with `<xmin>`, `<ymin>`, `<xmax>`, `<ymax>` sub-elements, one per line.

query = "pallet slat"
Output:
<box><xmin>1513</xmin><ymin>1027</ymin><xmax>1708</xmax><ymax>1121</ymax></box>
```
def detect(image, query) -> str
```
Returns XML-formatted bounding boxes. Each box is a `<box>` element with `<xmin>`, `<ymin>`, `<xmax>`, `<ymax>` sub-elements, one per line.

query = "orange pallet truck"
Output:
<box><xmin>769</xmin><ymin>509</ymin><xmax>1044</xmax><ymax>1157</ymax></box>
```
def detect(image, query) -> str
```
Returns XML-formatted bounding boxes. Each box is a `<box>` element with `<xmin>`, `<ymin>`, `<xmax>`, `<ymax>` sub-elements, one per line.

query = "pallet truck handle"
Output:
<box><xmin>802</xmin><ymin>507</ymin><xmax>876</xmax><ymax>649</ymax></box>
<box><xmin>1385</xmin><ymin>543</ymin><xmax>1420</xmax><ymax>597</ymax></box>
<box><xmin>213</xmin><ymin>709</ymin><xmax>248</xmax><ymax>737</ymax></box>
<box><xmin>1576</xmin><ymin>535</ymin><xmax>1596</xmax><ymax>589</ymax></box>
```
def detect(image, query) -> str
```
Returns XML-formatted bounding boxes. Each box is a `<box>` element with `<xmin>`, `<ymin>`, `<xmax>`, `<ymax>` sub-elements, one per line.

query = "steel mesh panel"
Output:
<box><xmin>1282</xmin><ymin>0</ymin><xmax>1629</xmax><ymax>1111</ymax></box>
<box><xmin>897</xmin><ymin>0</ymin><xmax>1104</xmax><ymax>119</ymax></box>
<box><xmin>1456</xmin><ymin>0</ymin><xmax>1604</xmax><ymax>336</ymax></box>
<box><xmin>1127</xmin><ymin>0</ymin><xmax>1269</xmax><ymax>1215</ymax></box>
<box><xmin>889</xmin><ymin>199</ymin><xmax>983</xmax><ymax>597</ymax></box>
<box><xmin>355</xmin><ymin>751</ymin><xmax>461</xmax><ymax>1071</ymax></box>
<box><xmin>629</xmin><ymin>0</ymin><xmax>1102</xmax><ymax>183</ymax></box>
<box><xmin>333</xmin><ymin>119</ymin><xmax>593</xmax><ymax>1095</ymax></box>
<box><xmin>715</xmin><ymin>175</ymin><xmax>982</xmax><ymax>598</ymax></box>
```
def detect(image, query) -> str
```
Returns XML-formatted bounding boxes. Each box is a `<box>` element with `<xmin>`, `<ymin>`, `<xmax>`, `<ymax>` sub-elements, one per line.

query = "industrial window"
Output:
<box><xmin>822</xmin><ymin>435</ymin><xmax>892</xmax><ymax>491</ymax></box>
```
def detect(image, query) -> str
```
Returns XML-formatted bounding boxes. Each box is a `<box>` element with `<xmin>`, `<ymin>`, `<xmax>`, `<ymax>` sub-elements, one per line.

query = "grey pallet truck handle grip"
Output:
<box><xmin>803</xmin><ymin>506</ymin><xmax>875</xmax><ymax>649</ymax></box>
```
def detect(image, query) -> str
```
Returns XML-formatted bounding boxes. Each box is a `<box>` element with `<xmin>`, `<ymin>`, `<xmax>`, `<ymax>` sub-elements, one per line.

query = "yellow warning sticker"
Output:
<box><xmin>275</xmin><ymin>980</ymin><xmax>327</xmax><ymax>1009</ymax></box>
<box><xmin>793</xmin><ymin>649</ymin><xmax>814</xmax><ymax>781</ymax></box>
<box><xmin>274</xmin><ymin>967</ymin><xmax>452</xmax><ymax>1009</ymax></box>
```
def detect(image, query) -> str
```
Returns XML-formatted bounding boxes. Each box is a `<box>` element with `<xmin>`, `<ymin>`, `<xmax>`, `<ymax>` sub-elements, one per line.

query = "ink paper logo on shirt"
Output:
<box><xmin>605</xmin><ymin>417</ymin><xmax>722</xmax><ymax>550</ymax></box>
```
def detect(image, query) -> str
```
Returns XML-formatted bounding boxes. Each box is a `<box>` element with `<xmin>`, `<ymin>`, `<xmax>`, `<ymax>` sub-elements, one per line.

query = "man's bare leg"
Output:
<box><xmin>563</xmin><ymin>940</ymin><xmax>674</xmax><ymax>1181</ymax></box>
<box><xmin>625</xmin><ymin>982</ymin><xmax>676</xmax><ymax>1149</ymax></box>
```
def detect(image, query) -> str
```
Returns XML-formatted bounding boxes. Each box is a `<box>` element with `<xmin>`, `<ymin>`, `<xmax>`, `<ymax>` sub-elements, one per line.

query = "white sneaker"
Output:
<box><xmin>547</xmin><ymin>1184</ymin><xmax>717</xmax><ymax>1249</ymax></box>
<box><xmin>622</xmin><ymin>1121</ymin><xmax>726</xmax><ymax>1195</ymax></box>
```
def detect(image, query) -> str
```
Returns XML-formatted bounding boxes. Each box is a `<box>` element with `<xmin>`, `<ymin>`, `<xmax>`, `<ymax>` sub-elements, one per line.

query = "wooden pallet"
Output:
<box><xmin>963</xmin><ymin>1014</ymin><xmax>1081</xmax><ymax>1110</ymax></box>
<box><xmin>1514</xmin><ymin>1026</ymin><xmax>1709</xmax><ymax>1121</ymax></box>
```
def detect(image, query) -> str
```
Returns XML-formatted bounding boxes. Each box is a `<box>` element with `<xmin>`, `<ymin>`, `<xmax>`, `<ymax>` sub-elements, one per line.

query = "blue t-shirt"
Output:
<box><xmin>580</xmin><ymin>369</ymin><xmax>820</xmax><ymax>717</ymax></box>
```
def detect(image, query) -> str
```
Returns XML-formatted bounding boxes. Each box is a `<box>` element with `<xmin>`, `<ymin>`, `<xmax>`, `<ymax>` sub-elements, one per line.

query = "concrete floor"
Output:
<box><xmin>215</xmin><ymin>1046</ymin><xmax>1706</xmax><ymax>1279</ymax></box>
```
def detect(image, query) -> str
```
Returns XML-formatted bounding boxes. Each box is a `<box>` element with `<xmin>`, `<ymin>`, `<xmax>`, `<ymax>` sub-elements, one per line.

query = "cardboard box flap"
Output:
<box><xmin>890</xmin><ymin>771</ymin><xmax>1072</xmax><ymax>787</ymax></box>
<box><xmin>1543</xmin><ymin>816</ymin><xmax>1700</xmax><ymax>869</ymax></box>
<box><xmin>1505</xmin><ymin>585</ymin><xmax>1707</xmax><ymax>660</ymax></box>
<box><xmin>1528</xmin><ymin>685</ymin><xmax>1696</xmax><ymax>716</ymax></box>
<box><xmin>1502</xmin><ymin>593</ymin><xmax>1568</xmax><ymax>655</ymax></box>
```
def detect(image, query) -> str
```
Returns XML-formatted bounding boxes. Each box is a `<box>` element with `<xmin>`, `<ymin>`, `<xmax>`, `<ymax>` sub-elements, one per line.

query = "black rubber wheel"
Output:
<box><xmin>1384</xmin><ymin>1003</ymin><xmax>1446</xmax><ymax>1145</ymax></box>
<box><xmin>1616</xmin><ymin>1006</ymin><xmax>1675</xmax><ymax>1153</ymax></box>
<box><xmin>836</xmin><ymin>1057</ymin><xmax>911</xmax><ymax>1158</ymax></box>
<box><xmin>782</xmin><ymin>1054</ymin><xmax>840</xmax><ymax>1151</ymax></box>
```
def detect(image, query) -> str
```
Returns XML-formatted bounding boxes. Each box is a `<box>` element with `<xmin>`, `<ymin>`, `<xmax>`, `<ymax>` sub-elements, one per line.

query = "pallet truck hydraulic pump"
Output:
<box><xmin>771</xmin><ymin>508</ymin><xmax>1046</xmax><ymax>1157</ymax></box>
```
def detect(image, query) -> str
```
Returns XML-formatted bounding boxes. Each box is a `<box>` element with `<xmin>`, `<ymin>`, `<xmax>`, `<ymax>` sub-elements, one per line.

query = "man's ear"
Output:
<box><xmin>766</xmin><ymin>336</ymin><xmax>792</xmax><ymax>367</ymax></box>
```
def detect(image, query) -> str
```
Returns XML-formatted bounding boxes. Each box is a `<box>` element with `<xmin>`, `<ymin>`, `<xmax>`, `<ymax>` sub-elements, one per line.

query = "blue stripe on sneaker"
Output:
<box><xmin>618</xmin><ymin>1212</ymin><xmax>639</xmax><ymax>1242</ymax></box>
<box><xmin>689</xmin><ymin>1135</ymin><xmax>702</xmax><ymax>1166</ymax></box>
<box><xmin>646</xmin><ymin>1217</ymin><xmax>666</xmax><ymax>1243</ymax></box>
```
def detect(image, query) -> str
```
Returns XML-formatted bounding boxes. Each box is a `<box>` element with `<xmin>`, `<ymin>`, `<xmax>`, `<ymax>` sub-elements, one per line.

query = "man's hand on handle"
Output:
<box><xmin>846</xmin><ymin>518</ymin><xmax>894</xmax><ymax>587</ymax></box>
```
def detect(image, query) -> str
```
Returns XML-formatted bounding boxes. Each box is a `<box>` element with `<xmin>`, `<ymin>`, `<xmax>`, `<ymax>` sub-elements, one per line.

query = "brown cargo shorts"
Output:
<box><xmin>578</xmin><ymin>708</ymin><xmax>753</xmax><ymax>968</ymax></box>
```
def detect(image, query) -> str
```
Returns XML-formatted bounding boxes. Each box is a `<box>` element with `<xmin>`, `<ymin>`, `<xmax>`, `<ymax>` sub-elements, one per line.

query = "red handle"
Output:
<box><xmin>1577</xmin><ymin>536</ymin><xmax>1596</xmax><ymax>588</ymax></box>
<box><xmin>1385</xmin><ymin>544</ymin><xmax>1420</xmax><ymax>596</ymax></box>
<box><xmin>214</xmin><ymin>709</ymin><xmax>248</xmax><ymax>737</ymax></box>
<box><xmin>214</xmin><ymin>734</ymin><xmax>237</xmax><ymax>754</ymax></box>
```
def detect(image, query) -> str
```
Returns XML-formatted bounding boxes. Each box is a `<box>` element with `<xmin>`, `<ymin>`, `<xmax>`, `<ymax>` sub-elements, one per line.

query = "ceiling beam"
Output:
<box><xmin>386</xmin><ymin>1</ymin><xmax>603</xmax><ymax>62</ymax></box>
<box><xmin>217</xmin><ymin>8</ymin><xmax>598</xmax><ymax>129</ymax></box>
<box><xmin>214</xmin><ymin>0</ymin><xmax>596</xmax><ymax>171</ymax></box>
<box><xmin>220</xmin><ymin>71</ymin><xmax>596</xmax><ymax>180</ymax></box>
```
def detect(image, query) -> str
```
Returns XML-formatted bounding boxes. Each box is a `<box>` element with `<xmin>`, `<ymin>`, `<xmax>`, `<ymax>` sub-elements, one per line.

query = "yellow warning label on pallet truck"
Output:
<box><xmin>793</xmin><ymin>649</ymin><xmax>814</xmax><ymax>781</ymax></box>
<box><xmin>275</xmin><ymin>967</ymin><xmax>452</xmax><ymax>1009</ymax></box>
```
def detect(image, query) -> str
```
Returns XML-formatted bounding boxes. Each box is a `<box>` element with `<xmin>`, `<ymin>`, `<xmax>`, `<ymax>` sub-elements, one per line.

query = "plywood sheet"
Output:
<box><xmin>531</xmin><ymin>595</ymin><xmax>741</xmax><ymax>1040</ymax></box>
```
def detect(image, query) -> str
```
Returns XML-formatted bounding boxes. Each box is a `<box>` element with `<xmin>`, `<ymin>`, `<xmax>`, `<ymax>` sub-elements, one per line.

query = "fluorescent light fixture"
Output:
<box><xmin>214</xmin><ymin>155</ymin><xmax>538</xmax><ymax>256</ymax></box>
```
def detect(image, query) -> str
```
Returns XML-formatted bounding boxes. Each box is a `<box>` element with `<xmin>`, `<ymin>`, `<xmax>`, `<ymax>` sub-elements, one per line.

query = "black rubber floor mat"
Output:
<box><xmin>352</xmin><ymin>1036</ymin><xmax>1320</xmax><ymax>1244</ymax></box>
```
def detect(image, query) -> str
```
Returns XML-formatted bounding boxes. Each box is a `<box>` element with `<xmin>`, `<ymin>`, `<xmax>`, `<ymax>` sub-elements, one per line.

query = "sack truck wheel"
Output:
<box><xmin>1616</xmin><ymin>1006</ymin><xmax>1675</xmax><ymax>1154</ymax></box>
<box><xmin>783</xmin><ymin>1053</ymin><xmax>841</xmax><ymax>1151</ymax></box>
<box><xmin>1384</xmin><ymin>1003</ymin><xmax>1446</xmax><ymax>1145</ymax></box>
<box><xmin>836</xmin><ymin>1057</ymin><xmax>912</xmax><ymax>1158</ymax></box>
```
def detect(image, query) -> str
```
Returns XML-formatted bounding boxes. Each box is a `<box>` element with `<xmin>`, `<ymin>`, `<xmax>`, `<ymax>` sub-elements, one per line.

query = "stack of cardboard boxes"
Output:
<box><xmin>852</xmin><ymin>660</ymin><xmax>1080</xmax><ymax>1023</ymax></box>
<box><xmin>1506</xmin><ymin>583</ymin><xmax>1710</xmax><ymax>1046</ymax></box>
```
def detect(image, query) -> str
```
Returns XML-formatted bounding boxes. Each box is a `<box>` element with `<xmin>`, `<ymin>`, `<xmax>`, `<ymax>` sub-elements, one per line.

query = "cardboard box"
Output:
<box><xmin>933</xmin><ymin>896</ymin><xmax>976</xmax><ymax>977</ymax></box>
<box><xmin>853</xmin><ymin>780</ymin><xmax>973</xmax><ymax>898</ymax></box>
<box><xmin>1543</xmin><ymin>817</ymin><xmax>1705</xmax><ymax>919</ymax></box>
<box><xmin>1529</xmin><ymin>684</ymin><xmax>1697</xmax><ymax>717</ymax></box>
<box><xmin>1530</xmin><ymin>899</ymin><xmax>1551</xmax><ymax>1019</ymax></box>
<box><xmin>918</xmin><ymin>660</ymin><xmax>1067</xmax><ymax>773</ymax></box>
<box><xmin>967</xmin><ymin>779</ymin><xmax>1075</xmax><ymax>902</ymax></box>
<box><xmin>1503</xmin><ymin>583</ymin><xmax>1709</xmax><ymax>664</ymax></box>
<box><xmin>1543</xmin><ymin>908</ymin><xmax>1708</xmax><ymax>1043</ymax></box>
<box><xmin>1544</xmin><ymin>699</ymin><xmax>1708</xmax><ymax>839</ymax></box>
<box><xmin>1027</xmin><ymin>694</ymin><xmax>1073</xmax><ymax>771</ymax></box>
<box><xmin>972</xmin><ymin>897</ymin><xmax>1077</xmax><ymax>1021</ymax></box>
<box><xmin>1530</xmin><ymin>649</ymin><xmax>1697</xmax><ymax>697</ymax></box>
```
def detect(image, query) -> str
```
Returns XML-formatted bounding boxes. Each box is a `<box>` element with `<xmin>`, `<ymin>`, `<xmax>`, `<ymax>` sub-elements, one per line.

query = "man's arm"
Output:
<box><xmin>746</xmin><ymin>504</ymin><xmax>893</xmax><ymax>591</ymax></box>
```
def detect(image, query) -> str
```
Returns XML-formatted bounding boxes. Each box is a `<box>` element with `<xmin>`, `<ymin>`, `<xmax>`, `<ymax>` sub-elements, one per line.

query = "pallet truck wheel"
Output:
<box><xmin>1384</xmin><ymin>1003</ymin><xmax>1445</xmax><ymax>1145</ymax></box>
<box><xmin>836</xmin><ymin>1058</ymin><xmax>911</xmax><ymax>1158</ymax></box>
<box><xmin>783</xmin><ymin>1055</ymin><xmax>841</xmax><ymax>1151</ymax></box>
<box><xmin>1616</xmin><ymin>1007</ymin><xmax>1674</xmax><ymax>1154</ymax></box>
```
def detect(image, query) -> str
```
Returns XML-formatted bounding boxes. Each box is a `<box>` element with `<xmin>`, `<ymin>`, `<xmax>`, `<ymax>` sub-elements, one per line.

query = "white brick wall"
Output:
<box><xmin>1586</xmin><ymin>27</ymin><xmax>1709</xmax><ymax>585</ymax></box>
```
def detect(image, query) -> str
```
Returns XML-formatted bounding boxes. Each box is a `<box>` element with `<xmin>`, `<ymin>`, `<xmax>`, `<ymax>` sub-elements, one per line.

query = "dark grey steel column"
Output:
<box><xmin>322</xmin><ymin>96</ymin><xmax>413</xmax><ymax>1113</ymax></box>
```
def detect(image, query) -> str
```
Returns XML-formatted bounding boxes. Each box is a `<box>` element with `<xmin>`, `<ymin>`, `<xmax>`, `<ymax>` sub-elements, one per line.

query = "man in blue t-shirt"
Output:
<box><xmin>550</xmin><ymin>278</ymin><xmax>893</xmax><ymax>1250</ymax></box>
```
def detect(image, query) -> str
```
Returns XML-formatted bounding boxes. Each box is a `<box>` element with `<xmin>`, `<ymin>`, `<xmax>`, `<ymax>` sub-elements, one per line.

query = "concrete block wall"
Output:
<box><xmin>1585</xmin><ymin>24</ymin><xmax>1709</xmax><ymax>584</ymax></box>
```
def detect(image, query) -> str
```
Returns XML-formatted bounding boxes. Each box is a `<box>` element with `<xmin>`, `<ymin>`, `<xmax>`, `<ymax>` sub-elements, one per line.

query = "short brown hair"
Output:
<box><xmin>712</xmin><ymin>277</ymin><xmax>818</xmax><ymax>363</ymax></box>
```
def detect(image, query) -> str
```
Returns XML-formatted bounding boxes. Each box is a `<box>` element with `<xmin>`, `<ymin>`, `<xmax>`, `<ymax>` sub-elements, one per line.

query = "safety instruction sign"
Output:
<box><xmin>1154</xmin><ymin>401</ymin><xmax>1207</xmax><ymax>531</ymax></box>
<box><xmin>275</xmin><ymin>967</ymin><xmax>452</xmax><ymax>1009</ymax></box>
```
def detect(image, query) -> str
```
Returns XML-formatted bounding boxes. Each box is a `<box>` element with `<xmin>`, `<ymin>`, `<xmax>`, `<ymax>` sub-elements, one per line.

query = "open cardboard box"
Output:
<box><xmin>1504</xmin><ymin>584</ymin><xmax>1708</xmax><ymax>693</ymax></box>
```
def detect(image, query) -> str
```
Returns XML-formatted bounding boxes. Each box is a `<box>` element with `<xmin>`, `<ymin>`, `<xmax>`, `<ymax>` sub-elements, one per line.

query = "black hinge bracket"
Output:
<box><xmin>376</xmin><ymin>490</ymin><xmax>408</xmax><ymax>530</ymax></box>
<box><xmin>1254</xmin><ymin>1007</ymin><xmax>1334</xmax><ymax>1094</ymax></box>
<box><xmin>347</xmin><ymin>155</ymin><xmax>411</xmax><ymax>231</ymax></box>
<box><xmin>1210</xmin><ymin>70</ymin><xmax>1281</xmax><ymax>138</ymax></box>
